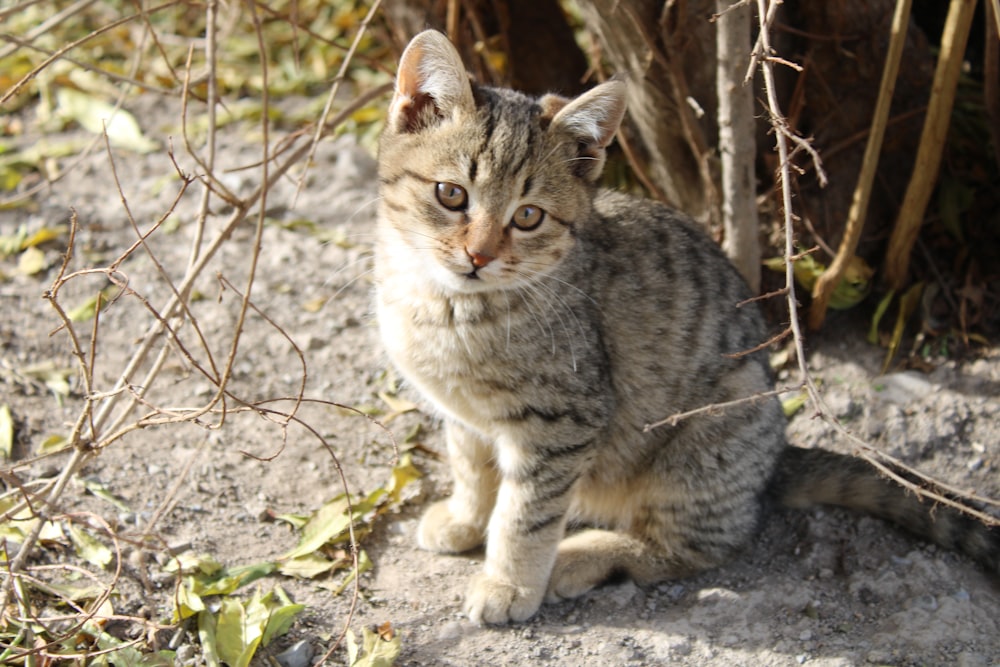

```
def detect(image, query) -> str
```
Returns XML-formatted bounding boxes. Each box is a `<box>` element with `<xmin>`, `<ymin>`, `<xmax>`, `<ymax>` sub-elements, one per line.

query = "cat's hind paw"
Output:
<box><xmin>545</xmin><ymin>529</ymin><xmax>644</xmax><ymax>603</ymax></box>
<box><xmin>417</xmin><ymin>500</ymin><xmax>485</xmax><ymax>553</ymax></box>
<box><xmin>464</xmin><ymin>572</ymin><xmax>544</xmax><ymax>625</ymax></box>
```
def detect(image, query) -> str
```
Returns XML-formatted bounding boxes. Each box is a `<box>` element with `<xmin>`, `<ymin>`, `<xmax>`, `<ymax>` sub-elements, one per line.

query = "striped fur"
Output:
<box><xmin>374</xmin><ymin>31</ymin><xmax>999</xmax><ymax>625</ymax></box>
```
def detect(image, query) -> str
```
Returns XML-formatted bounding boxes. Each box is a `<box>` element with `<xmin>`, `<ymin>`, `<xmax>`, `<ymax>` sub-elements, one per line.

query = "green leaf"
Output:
<box><xmin>215</xmin><ymin>596</ymin><xmax>263</xmax><ymax>667</ymax></box>
<box><xmin>347</xmin><ymin>624</ymin><xmax>402</xmax><ymax>667</ymax></box>
<box><xmin>277</xmin><ymin>552</ymin><xmax>338</xmax><ymax>579</ymax></box>
<box><xmin>0</xmin><ymin>225</ymin><xmax>27</xmax><ymax>257</ymax></box>
<box><xmin>281</xmin><ymin>496</ymin><xmax>353</xmax><ymax>560</ymax></box>
<box><xmin>868</xmin><ymin>289</ymin><xmax>895</xmax><ymax>345</ymax></box>
<box><xmin>0</xmin><ymin>404</ymin><xmax>12</xmax><ymax>459</ymax></box>
<box><xmin>329</xmin><ymin>549</ymin><xmax>373</xmax><ymax>595</ymax></box>
<box><xmin>260</xmin><ymin>586</ymin><xmax>305</xmax><ymax>646</ymax></box>
<box><xmin>781</xmin><ymin>391</ymin><xmax>808</xmax><ymax>418</ymax></box>
<box><xmin>68</xmin><ymin>523</ymin><xmax>113</xmax><ymax>568</ymax></box>
<box><xmin>175</xmin><ymin>581</ymin><xmax>205</xmax><ymax>621</ymax></box>
<box><xmin>81</xmin><ymin>478</ymin><xmax>131</xmax><ymax>512</ymax></box>
<box><xmin>67</xmin><ymin>286</ymin><xmax>117</xmax><ymax>321</ymax></box>
<box><xmin>189</xmin><ymin>561</ymin><xmax>276</xmax><ymax>596</ymax></box>
<box><xmin>198</xmin><ymin>609</ymin><xmax>221</xmax><ymax>667</ymax></box>
<box><xmin>165</xmin><ymin>551</ymin><xmax>224</xmax><ymax>577</ymax></box>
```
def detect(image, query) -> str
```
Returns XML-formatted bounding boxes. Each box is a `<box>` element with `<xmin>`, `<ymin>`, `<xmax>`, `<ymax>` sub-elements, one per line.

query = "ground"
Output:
<box><xmin>1</xmin><ymin>94</ymin><xmax>998</xmax><ymax>667</ymax></box>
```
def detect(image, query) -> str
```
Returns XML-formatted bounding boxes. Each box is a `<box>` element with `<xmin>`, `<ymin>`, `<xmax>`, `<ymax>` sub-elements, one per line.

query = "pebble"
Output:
<box><xmin>608</xmin><ymin>580</ymin><xmax>638</xmax><ymax>607</ymax></box>
<box><xmin>437</xmin><ymin>621</ymin><xmax>465</xmax><ymax>641</ymax></box>
<box><xmin>275</xmin><ymin>639</ymin><xmax>314</xmax><ymax>667</ymax></box>
<box><xmin>174</xmin><ymin>644</ymin><xmax>197</xmax><ymax>666</ymax></box>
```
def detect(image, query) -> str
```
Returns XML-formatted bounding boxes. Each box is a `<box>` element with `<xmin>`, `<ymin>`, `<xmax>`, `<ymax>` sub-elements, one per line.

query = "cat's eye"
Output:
<box><xmin>511</xmin><ymin>204</ymin><xmax>545</xmax><ymax>231</ymax></box>
<box><xmin>435</xmin><ymin>182</ymin><xmax>468</xmax><ymax>211</ymax></box>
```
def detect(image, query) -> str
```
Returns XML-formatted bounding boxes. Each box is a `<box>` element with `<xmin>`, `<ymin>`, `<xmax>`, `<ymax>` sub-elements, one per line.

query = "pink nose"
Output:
<box><xmin>467</xmin><ymin>249</ymin><xmax>494</xmax><ymax>268</ymax></box>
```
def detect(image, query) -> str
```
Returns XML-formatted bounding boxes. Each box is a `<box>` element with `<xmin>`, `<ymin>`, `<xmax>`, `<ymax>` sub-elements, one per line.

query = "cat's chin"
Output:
<box><xmin>425</xmin><ymin>265</ymin><xmax>517</xmax><ymax>297</ymax></box>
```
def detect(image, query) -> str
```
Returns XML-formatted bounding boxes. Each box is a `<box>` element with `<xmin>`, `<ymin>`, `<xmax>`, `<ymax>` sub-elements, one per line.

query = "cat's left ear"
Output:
<box><xmin>545</xmin><ymin>80</ymin><xmax>627</xmax><ymax>182</ymax></box>
<box><xmin>388</xmin><ymin>30</ymin><xmax>476</xmax><ymax>134</ymax></box>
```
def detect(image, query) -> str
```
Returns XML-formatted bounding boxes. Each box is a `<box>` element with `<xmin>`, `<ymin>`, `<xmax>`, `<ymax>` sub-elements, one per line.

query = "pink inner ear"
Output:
<box><xmin>391</xmin><ymin>92</ymin><xmax>440</xmax><ymax>134</ymax></box>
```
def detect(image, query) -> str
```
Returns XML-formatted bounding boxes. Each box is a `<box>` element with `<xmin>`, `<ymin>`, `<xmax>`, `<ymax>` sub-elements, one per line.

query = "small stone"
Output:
<box><xmin>437</xmin><ymin>621</ymin><xmax>464</xmax><ymax>641</ymax></box>
<box><xmin>174</xmin><ymin>644</ymin><xmax>197</xmax><ymax>666</ymax></box>
<box><xmin>609</xmin><ymin>580</ymin><xmax>638</xmax><ymax>607</ymax></box>
<box><xmin>275</xmin><ymin>640</ymin><xmax>314</xmax><ymax>667</ymax></box>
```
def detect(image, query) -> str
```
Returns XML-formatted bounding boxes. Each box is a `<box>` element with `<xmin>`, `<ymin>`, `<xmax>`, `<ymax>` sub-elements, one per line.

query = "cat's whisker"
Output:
<box><xmin>512</xmin><ymin>275</ymin><xmax>582</xmax><ymax>371</ymax></box>
<box><xmin>348</xmin><ymin>195</ymin><xmax>383</xmax><ymax>221</ymax></box>
<box><xmin>330</xmin><ymin>266</ymin><xmax>376</xmax><ymax>299</ymax></box>
<box><xmin>517</xmin><ymin>263</ymin><xmax>599</xmax><ymax>306</ymax></box>
<box><xmin>319</xmin><ymin>251</ymin><xmax>375</xmax><ymax>291</ymax></box>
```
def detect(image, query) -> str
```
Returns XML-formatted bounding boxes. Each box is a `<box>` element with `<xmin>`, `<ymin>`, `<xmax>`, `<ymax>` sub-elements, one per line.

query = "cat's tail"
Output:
<box><xmin>771</xmin><ymin>446</ymin><xmax>999</xmax><ymax>574</ymax></box>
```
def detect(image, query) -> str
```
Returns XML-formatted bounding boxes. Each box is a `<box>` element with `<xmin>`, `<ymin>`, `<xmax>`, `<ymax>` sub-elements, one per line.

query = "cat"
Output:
<box><xmin>373</xmin><ymin>30</ymin><xmax>999</xmax><ymax>625</ymax></box>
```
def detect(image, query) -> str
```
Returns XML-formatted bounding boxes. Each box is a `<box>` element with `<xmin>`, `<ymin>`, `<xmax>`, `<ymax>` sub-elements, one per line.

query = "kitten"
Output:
<box><xmin>374</xmin><ymin>30</ymin><xmax>999</xmax><ymax>625</ymax></box>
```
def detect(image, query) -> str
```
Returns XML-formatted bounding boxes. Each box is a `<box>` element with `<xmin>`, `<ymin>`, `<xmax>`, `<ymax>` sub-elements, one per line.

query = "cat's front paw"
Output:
<box><xmin>417</xmin><ymin>500</ymin><xmax>484</xmax><ymax>553</ymax></box>
<box><xmin>464</xmin><ymin>572</ymin><xmax>544</xmax><ymax>625</ymax></box>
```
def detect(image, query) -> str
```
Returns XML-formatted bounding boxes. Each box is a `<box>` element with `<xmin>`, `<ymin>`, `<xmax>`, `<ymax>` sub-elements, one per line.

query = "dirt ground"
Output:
<box><xmin>2</xmin><ymin>93</ymin><xmax>999</xmax><ymax>667</ymax></box>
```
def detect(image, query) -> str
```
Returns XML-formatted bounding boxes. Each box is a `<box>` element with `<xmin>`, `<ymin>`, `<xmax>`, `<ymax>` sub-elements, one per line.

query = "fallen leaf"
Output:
<box><xmin>882</xmin><ymin>282</ymin><xmax>925</xmax><ymax>373</ymax></box>
<box><xmin>215</xmin><ymin>596</ymin><xmax>263</xmax><ymax>667</ymax></box>
<box><xmin>55</xmin><ymin>87</ymin><xmax>158</xmax><ymax>153</ymax></box>
<box><xmin>81</xmin><ymin>478</ymin><xmax>131</xmax><ymax>512</ymax></box>
<box><xmin>277</xmin><ymin>552</ymin><xmax>338</xmax><ymax>579</ymax></box>
<box><xmin>38</xmin><ymin>433</ymin><xmax>68</xmax><ymax>454</ymax></box>
<box><xmin>346</xmin><ymin>622</ymin><xmax>402</xmax><ymax>667</ymax></box>
<box><xmin>68</xmin><ymin>523</ymin><xmax>113</xmax><ymax>568</ymax></box>
<box><xmin>377</xmin><ymin>391</ymin><xmax>417</xmax><ymax>416</ymax></box>
<box><xmin>0</xmin><ymin>404</ymin><xmax>12</xmax><ymax>459</ymax></box>
<box><xmin>17</xmin><ymin>245</ymin><xmax>46</xmax><ymax>275</ymax></box>
<box><xmin>22</xmin><ymin>225</ymin><xmax>67</xmax><ymax>249</ymax></box>
<box><xmin>781</xmin><ymin>391</ymin><xmax>808</xmax><ymax>418</ymax></box>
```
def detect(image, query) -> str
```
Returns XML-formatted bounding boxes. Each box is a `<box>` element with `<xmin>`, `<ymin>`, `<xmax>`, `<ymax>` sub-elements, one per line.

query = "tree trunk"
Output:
<box><xmin>716</xmin><ymin>0</ymin><xmax>760</xmax><ymax>291</ymax></box>
<box><xmin>577</xmin><ymin>0</ymin><xmax>720</xmax><ymax>225</ymax></box>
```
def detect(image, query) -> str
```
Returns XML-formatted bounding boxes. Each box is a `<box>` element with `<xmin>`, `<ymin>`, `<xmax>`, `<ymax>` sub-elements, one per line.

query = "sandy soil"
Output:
<box><xmin>2</xmin><ymin>94</ymin><xmax>998</xmax><ymax>667</ymax></box>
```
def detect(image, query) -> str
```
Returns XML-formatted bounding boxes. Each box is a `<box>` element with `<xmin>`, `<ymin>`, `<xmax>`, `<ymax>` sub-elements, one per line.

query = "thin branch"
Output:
<box><xmin>644</xmin><ymin>384</ymin><xmax>805</xmax><ymax>432</ymax></box>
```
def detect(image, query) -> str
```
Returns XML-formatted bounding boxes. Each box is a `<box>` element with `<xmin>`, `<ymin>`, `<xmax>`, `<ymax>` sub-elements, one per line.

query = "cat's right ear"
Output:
<box><xmin>388</xmin><ymin>31</ymin><xmax>476</xmax><ymax>134</ymax></box>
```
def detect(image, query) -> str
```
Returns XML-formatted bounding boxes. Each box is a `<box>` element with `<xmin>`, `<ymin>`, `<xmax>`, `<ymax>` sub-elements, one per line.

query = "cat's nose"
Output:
<box><xmin>466</xmin><ymin>248</ymin><xmax>494</xmax><ymax>268</ymax></box>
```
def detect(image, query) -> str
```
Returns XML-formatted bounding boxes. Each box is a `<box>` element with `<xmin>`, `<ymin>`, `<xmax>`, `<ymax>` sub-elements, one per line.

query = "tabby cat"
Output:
<box><xmin>373</xmin><ymin>30</ymin><xmax>998</xmax><ymax>625</ymax></box>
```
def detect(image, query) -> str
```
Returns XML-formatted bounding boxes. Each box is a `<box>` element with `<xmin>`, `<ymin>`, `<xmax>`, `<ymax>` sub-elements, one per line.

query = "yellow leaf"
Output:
<box><xmin>781</xmin><ymin>391</ymin><xmax>808</xmax><ymax>418</ymax></box>
<box><xmin>302</xmin><ymin>297</ymin><xmax>328</xmax><ymax>313</ymax></box>
<box><xmin>881</xmin><ymin>282</ymin><xmax>924</xmax><ymax>373</ymax></box>
<box><xmin>0</xmin><ymin>404</ymin><xmax>12</xmax><ymax>459</ymax></box>
<box><xmin>55</xmin><ymin>88</ymin><xmax>158</xmax><ymax>153</ymax></box>
<box><xmin>277</xmin><ymin>553</ymin><xmax>338</xmax><ymax>579</ymax></box>
<box><xmin>22</xmin><ymin>225</ymin><xmax>66</xmax><ymax>249</ymax></box>
<box><xmin>387</xmin><ymin>453</ymin><xmax>422</xmax><ymax>503</ymax></box>
<box><xmin>38</xmin><ymin>433</ymin><xmax>68</xmax><ymax>453</ymax></box>
<box><xmin>346</xmin><ymin>621</ymin><xmax>402</xmax><ymax>667</ymax></box>
<box><xmin>377</xmin><ymin>391</ymin><xmax>417</xmax><ymax>415</ymax></box>
<box><xmin>17</xmin><ymin>246</ymin><xmax>46</xmax><ymax>275</ymax></box>
<box><xmin>68</xmin><ymin>523</ymin><xmax>113</xmax><ymax>568</ymax></box>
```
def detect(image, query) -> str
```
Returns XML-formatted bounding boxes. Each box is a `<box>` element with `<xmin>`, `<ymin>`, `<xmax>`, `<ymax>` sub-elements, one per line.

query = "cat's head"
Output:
<box><xmin>377</xmin><ymin>30</ymin><xmax>626</xmax><ymax>296</ymax></box>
